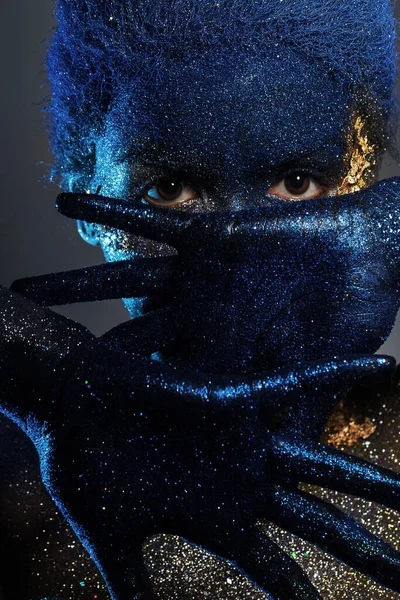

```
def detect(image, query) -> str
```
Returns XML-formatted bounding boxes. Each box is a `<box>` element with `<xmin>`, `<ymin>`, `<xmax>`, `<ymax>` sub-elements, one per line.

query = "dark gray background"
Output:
<box><xmin>0</xmin><ymin>0</ymin><xmax>128</xmax><ymax>333</ymax></box>
<box><xmin>1</xmin><ymin>1</ymin><xmax>400</xmax><ymax>358</ymax></box>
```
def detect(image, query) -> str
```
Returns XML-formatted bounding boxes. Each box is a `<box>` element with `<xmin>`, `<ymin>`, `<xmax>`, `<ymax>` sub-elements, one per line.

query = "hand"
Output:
<box><xmin>15</xmin><ymin>178</ymin><xmax>400</xmax><ymax>375</ymax></box>
<box><xmin>2</xmin><ymin>289</ymin><xmax>400</xmax><ymax>599</ymax></box>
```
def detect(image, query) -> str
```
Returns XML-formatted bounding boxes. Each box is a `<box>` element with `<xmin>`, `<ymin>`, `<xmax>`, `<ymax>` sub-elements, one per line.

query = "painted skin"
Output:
<box><xmin>8</xmin><ymin>177</ymin><xmax>400</xmax><ymax>600</ymax></box>
<box><xmin>77</xmin><ymin>51</ymin><xmax>352</xmax><ymax>323</ymax></box>
<box><xmin>4</xmin><ymin>49</ymin><xmax>400</xmax><ymax>600</ymax></box>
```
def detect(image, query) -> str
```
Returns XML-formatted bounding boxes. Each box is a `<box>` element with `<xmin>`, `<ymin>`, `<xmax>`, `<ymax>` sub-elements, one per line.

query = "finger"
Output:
<box><xmin>242</xmin><ymin>355</ymin><xmax>395</xmax><ymax>436</ymax></box>
<box><xmin>11</xmin><ymin>257</ymin><xmax>178</xmax><ymax>306</ymax></box>
<box><xmin>270</xmin><ymin>435</ymin><xmax>400</xmax><ymax>512</ymax></box>
<box><xmin>111</xmin><ymin>354</ymin><xmax>395</xmax><ymax>425</ymax></box>
<box><xmin>268</xmin><ymin>486</ymin><xmax>400</xmax><ymax>592</ymax></box>
<box><xmin>0</xmin><ymin>286</ymin><xmax>94</xmax><ymax>426</ymax></box>
<box><xmin>191</xmin><ymin>523</ymin><xmax>321</xmax><ymax>600</ymax></box>
<box><xmin>199</xmin><ymin>355</ymin><xmax>394</xmax><ymax>432</ymax></box>
<box><xmin>53</xmin><ymin>351</ymin><xmax>396</xmax><ymax>430</ymax></box>
<box><xmin>228</xmin><ymin>178</ymin><xmax>400</xmax><ymax>239</ymax></box>
<box><xmin>56</xmin><ymin>192</ymin><xmax>192</xmax><ymax>249</ymax></box>
<box><xmin>100</xmin><ymin>307</ymin><xmax>183</xmax><ymax>355</ymax></box>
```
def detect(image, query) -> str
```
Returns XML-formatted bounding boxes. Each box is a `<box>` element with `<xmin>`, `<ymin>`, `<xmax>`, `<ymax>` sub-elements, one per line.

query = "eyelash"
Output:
<box><xmin>137</xmin><ymin>173</ymin><xmax>204</xmax><ymax>204</ymax></box>
<box><xmin>136</xmin><ymin>168</ymin><xmax>332</xmax><ymax>204</ymax></box>
<box><xmin>273</xmin><ymin>167</ymin><xmax>328</xmax><ymax>186</ymax></box>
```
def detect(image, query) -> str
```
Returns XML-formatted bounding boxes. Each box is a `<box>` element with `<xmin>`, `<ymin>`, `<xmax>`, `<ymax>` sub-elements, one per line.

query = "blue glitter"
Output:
<box><xmin>1</xmin><ymin>0</ymin><xmax>399</xmax><ymax>598</ymax></box>
<box><xmin>4</xmin><ymin>180</ymin><xmax>400</xmax><ymax>598</ymax></box>
<box><xmin>47</xmin><ymin>0</ymin><xmax>396</xmax><ymax>191</ymax></box>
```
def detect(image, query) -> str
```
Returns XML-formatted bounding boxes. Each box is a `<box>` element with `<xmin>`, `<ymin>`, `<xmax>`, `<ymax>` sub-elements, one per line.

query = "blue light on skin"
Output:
<box><xmin>76</xmin><ymin>50</ymin><xmax>353</xmax><ymax>320</ymax></box>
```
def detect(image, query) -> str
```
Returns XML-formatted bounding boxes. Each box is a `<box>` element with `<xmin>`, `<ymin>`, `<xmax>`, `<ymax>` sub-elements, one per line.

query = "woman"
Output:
<box><xmin>1</xmin><ymin>0</ymin><xmax>400</xmax><ymax>598</ymax></box>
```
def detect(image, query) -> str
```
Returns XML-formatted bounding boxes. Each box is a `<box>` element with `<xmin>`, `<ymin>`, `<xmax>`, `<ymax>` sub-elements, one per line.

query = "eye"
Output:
<box><xmin>268</xmin><ymin>173</ymin><xmax>328</xmax><ymax>200</ymax></box>
<box><xmin>143</xmin><ymin>178</ymin><xmax>199</xmax><ymax>207</ymax></box>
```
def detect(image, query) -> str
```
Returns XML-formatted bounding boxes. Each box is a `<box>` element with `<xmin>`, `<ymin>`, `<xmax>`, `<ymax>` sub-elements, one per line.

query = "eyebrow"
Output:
<box><xmin>244</xmin><ymin>144</ymin><xmax>347</xmax><ymax>181</ymax></box>
<box><xmin>118</xmin><ymin>142</ymin><xmax>347</xmax><ymax>190</ymax></box>
<box><xmin>123</xmin><ymin>158</ymin><xmax>222</xmax><ymax>189</ymax></box>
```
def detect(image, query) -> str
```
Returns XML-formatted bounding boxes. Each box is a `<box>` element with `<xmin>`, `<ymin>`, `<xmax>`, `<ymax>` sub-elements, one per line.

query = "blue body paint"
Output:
<box><xmin>1</xmin><ymin>0</ymin><xmax>400</xmax><ymax>598</ymax></box>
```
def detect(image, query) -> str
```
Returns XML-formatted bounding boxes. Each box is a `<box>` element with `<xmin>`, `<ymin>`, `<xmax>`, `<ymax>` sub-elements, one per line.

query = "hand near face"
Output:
<box><xmin>6</xmin><ymin>178</ymin><xmax>400</xmax><ymax>599</ymax></box>
<box><xmin>23</xmin><ymin>177</ymin><xmax>400</xmax><ymax>375</ymax></box>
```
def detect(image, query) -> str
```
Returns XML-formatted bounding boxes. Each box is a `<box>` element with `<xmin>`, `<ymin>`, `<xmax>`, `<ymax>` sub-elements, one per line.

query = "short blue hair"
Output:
<box><xmin>47</xmin><ymin>0</ymin><xmax>397</xmax><ymax>188</ymax></box>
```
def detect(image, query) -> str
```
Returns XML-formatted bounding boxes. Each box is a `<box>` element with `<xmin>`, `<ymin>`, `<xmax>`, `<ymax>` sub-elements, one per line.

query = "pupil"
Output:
<box><xmin>158</xmin><ymin>179</ymin><xmax>182</xmax><ymax>200</ymax></box>
<box><xmin>285</xmin><ymin>173</ymin><xmax>310</xmax><ymax>195</ymax></box>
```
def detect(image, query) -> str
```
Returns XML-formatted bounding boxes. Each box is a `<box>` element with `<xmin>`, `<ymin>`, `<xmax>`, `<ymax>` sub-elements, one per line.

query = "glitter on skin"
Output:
<box><xmin>141</xmin><ymin>391</ymin><xmax>400</xmax><ymax>600</ymax></box>
<box><xmin>86</xmin><ymin>50</ymin><xmax>354</xmax><ymax>326</ymax></box>
<box><xmin>337</xmin><ymin>115</ymin><xmax>379</xmax><ymax>195</ymax></box>
<box><xmin>1</xmin><ymin>0</ymin><xmax>400</xmax><ymax>598</ymax></box>
<box><xmin>6</xmin><ymin>179</ymin><xmax>400</xmax><ymax>598</ymax></box>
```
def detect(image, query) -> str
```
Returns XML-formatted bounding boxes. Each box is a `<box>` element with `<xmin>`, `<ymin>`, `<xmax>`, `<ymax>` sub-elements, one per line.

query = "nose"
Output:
<box><xmin>221</xmin><ymin>184</ymin><xmax>279</xmax><ymax>211</ymax></box>
<box><xmin>224</xmin><ymin>193</ymin><xmax>248</xmax><ymax>211</ymax></box>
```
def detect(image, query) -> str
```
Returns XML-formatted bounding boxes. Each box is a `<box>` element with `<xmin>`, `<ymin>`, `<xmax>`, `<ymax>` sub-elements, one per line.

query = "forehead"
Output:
<box><xmin>102</xmin><ymin>50</ymin><xmax>351</xmax><ymax>180</ymax></box>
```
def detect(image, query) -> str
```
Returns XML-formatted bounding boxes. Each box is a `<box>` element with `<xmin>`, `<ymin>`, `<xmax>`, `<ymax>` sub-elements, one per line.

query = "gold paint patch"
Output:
<box><xmin>337</xmin><ymin>115</ymin><xmax>377</xmax><ymax>196</ymax></box>
<box><xmin>323</xmin><ymin>399</ymin><xmax>377</xmax><ymax>449</ymax></box>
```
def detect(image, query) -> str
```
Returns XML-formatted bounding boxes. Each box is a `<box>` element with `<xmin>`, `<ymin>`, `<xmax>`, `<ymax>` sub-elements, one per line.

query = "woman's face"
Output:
<box><xmin>80</xmin><ymin>50</ymin><xmax>355</xmax><ymax>321</ymax></box>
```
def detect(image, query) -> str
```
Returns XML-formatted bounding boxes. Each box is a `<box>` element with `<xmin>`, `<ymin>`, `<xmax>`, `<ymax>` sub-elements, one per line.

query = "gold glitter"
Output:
<box><xmin>337</xmin><ymin>115</ymin><xmax>377</xmax><ymax>195</ymax></box>
<box><xmin>323</xmin><ymin>400</ymin><xmax>377</xmax><ymax>449</ymax></box>
<box><xmin>141</xmin><ymin>392</ymin><xmax>400</xmax><ymax>600</ymax></box>
<box><xmin>144</xmin><ymin>533</ymin><xmax>266</xmax><ymax>599</ymax></box>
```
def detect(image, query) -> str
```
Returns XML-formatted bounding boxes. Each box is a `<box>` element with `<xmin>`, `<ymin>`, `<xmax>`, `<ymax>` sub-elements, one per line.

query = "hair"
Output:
<box><xmin>47</xmin><ymin>0</ymin><xmax>398</xmax><ymax>189</ymax></box>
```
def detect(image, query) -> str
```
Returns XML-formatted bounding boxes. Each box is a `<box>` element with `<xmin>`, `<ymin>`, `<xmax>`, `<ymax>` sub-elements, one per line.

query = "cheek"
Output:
<box><xmin>122</xmin><ymin>297</ymin><xmax>146</xmax><ymax>320</ymax></box>
<box><xmin>96</xmin><ymin>226</ymin><xmax>177</xmax><ymax>319</ymax></box>
<box><xmin>97</xmin><ymin>227</ymin><xmax>177</xmax><ymax>261</ymax></box>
